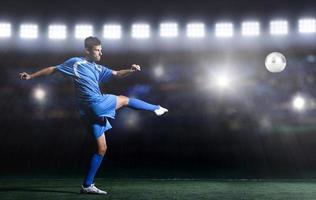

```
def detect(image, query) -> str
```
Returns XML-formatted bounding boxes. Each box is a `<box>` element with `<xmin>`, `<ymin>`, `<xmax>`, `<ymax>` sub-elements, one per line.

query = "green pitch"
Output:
<box><xmin>1</xmin><ymin>178</ymin><xmax>316</xmax><ymax>200</ymax></box>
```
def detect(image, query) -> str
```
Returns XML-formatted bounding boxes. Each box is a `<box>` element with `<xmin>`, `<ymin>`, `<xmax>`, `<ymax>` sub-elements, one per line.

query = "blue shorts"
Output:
<box><xmin>79</xmin><ymin>94</ymin><xmax>117</xmax><ymax>139</ymax></box>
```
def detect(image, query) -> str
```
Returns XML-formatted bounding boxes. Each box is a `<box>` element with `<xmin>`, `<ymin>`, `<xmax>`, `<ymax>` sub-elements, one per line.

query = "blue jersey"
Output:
<box><xmin>57</xmin><ymin>57</ymin><xmax>117</xmax><ymax>138</ymax></box>
<box><xmin>56</xmin><ymin>57</ymin><xmax>113</xmax><ymax>105</ymax></box>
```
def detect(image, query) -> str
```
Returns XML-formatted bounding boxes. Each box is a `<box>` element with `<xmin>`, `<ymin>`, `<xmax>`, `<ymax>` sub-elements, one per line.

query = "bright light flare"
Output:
<box><xmin>33</xmin><ymin>88</ymin><xmax>46</xmax><ymax>102</ymax></box>
<box><xmin>215</xmin><ymin>73</ymin><xmax>231</xmax><ymax>88</ymax></box>
<box><xmin>292</xmin><ymin>95</ymin><xmax>306</xmax><ymax>111</ymax></box>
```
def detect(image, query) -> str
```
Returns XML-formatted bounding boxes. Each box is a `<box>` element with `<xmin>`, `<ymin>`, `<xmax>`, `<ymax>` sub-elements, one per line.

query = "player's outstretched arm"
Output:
<box><xmin>19</xmin><ymin>66</ymin><xmax>57</xmax><ymax>80</ymax></box>
<box><xmin>112</xmin><ymin>64</ymin><xmax>141</xmax><ymax>78</ymax></box>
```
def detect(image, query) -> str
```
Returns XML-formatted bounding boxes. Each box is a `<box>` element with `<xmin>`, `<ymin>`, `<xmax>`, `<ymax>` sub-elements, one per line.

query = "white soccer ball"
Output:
<box><xmin>265</xmin><ymin>52</ymin><xmax>286</xmax><ymax>73</ymax></box>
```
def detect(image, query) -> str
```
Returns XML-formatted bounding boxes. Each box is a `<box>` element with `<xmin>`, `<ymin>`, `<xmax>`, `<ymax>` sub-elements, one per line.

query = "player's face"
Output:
<box><xmin>88</xmin><ymin>45</ymin><xmax>102</xmax><ymax>62</ymax></box>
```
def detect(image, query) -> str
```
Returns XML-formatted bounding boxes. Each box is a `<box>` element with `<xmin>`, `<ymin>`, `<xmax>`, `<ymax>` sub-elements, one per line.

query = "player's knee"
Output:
<box><xmin>118</xmin><ymin>95</ymin><xmax>129</xmax><ymax>106</ymax></box>
<box><xmin>98</xmin><ymin>144</ymin><xmax>107</xmax><ymax>156</ymax></box>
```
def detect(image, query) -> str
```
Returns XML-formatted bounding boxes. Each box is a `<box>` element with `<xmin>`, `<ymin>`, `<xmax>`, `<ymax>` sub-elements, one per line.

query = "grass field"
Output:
<box><xmin>2</xmin><ymin>178</ymin><xmax>316</xmax><ymax>200</ymax></box>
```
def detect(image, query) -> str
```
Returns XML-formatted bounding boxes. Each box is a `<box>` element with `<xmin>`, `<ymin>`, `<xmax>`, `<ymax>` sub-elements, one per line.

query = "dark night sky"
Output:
<box><xmin>1</xmin><ymin>0</ymin><xmax>315</xmax><ymax>20</ymax></box>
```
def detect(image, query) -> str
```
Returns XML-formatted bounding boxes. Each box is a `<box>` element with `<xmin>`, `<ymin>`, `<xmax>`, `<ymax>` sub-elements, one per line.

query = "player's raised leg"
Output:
<box><xmin>80</xmin><ymin>134</ymin><xmax>107</xmax><ymax>194</ymax></box>
<box><xmin>116</xmin><ymin>95</ymin><xmax>168</xmax><ymax>115</ymax></box>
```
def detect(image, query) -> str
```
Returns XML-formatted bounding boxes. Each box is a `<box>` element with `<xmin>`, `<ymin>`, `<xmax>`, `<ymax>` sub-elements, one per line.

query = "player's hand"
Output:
<box><xmin>19</xmin><ymin>72</ymin><xmax>32</xmax><ymax>80</ymax></box>
<box><xmin>131</xmin><ymin>64</ymin><xmax>141</xmax><ymax>72</ymax></box>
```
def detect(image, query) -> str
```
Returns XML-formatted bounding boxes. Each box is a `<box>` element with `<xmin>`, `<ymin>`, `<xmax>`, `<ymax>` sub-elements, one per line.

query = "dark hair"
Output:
<box><xmin>84</xmin><ymin>36</ymin><xmax>101</xmax><ymax>50</ymax></box>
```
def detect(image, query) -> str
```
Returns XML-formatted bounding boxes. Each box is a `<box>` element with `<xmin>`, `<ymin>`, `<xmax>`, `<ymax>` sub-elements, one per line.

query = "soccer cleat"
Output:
<box><xmin>80</xmin><ymin>184</ymin><xmax>107</xmax><ymax>195</ymax></box>
<box><xmin>154</xmin><ymin>106</ymin><xmax>168</xmax><ymax>116</ymax></box>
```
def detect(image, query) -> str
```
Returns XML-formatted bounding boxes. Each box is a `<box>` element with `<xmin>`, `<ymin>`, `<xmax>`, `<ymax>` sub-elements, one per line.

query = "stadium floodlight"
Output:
<box><xmin>75</xmin><ymin>24</ymin><xmax>93</xmax><ymax>39</ymax></box>
<box><xmin>0</xmin><ymin>23</ymin><xmax>11</xmax><ymax>38</ymax></box>
<box><xmin>20</xmin><ymin>24</ymin><xmax>38</xmax><ymax>39</ymax></box>
<box><xmin>103</xmin><ymin>24</ymin><xmax>122</xmax><ymax>39</ymax></box>
<box><xmin>215</xmin><ymin>22</ymin><xmax>234</xmax><ymax>38</ymax></box>
<box><xmin>298</xmin><ymin>18</ymin><xmax>316</xmax><ymax>33</ymax></box>
<box><xmin>131</xmin><ymin>24</ymin><xmax>150</xmax><ymax>39</ymax></box>
<box><xmin>242</xmin><ymin>21</ymin><xmax>260</xmax><ymax>36</ymax></box>
<box><xmin>292</xmin><ymin>95</ymin><xmax>305</xmax><ymax>111</ymax></box>
<box><xmin>270</xmin><ymin>20</ymin><xmax>288</xmax><ymax>35</ymax></box>
<box><xmin>160</xmin><ymin>22</ymin><xmax>178</xmax><ymax>38</ymax></box>
<box><xmin>186</xmin><ymin>23</ymin><xmax>205</xmax><ymax>38</ymax></box>
<box><xmin>48</xmin><ymin>24</ymin><xmax>67</xmax><ymax>39</ymax></box>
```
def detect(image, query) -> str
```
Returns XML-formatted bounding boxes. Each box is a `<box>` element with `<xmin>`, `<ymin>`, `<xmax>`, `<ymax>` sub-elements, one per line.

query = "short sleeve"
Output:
<box><xmin>99</xmin><ymin>65</ymin><xmax>113</xmax><ymax>83</ymax></box>
<box><xmin>56</xmin><ymin>58</ymin><xmax>79</xmax><ymax>77</ymax></box>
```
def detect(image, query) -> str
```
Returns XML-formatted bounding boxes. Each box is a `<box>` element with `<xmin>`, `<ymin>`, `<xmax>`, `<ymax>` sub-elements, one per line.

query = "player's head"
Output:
<box><xmin>84</xmin><ymin>36</ymin><xmax>102</xmax><ymax>62</ymax></box>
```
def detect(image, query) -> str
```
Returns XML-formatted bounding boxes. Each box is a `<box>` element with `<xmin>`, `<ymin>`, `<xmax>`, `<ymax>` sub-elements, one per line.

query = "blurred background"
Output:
<box><xmin>1</xmin><ymin>0</ymin><xmax>316</xmax><ymax>179</ymax></box>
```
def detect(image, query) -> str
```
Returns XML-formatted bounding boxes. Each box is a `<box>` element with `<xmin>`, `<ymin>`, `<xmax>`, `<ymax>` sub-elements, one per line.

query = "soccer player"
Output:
<box><xmin>19</xmin><ymin>36</ymin><xmax>168</xmax><ymax>195</ymax></box>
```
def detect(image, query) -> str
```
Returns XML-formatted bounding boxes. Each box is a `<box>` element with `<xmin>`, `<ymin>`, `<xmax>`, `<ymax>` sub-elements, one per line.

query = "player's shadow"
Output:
<box><xmin>0</xmin><ymin>187</ymin><xmax>79</xmax><ymax>194</ymax></box>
